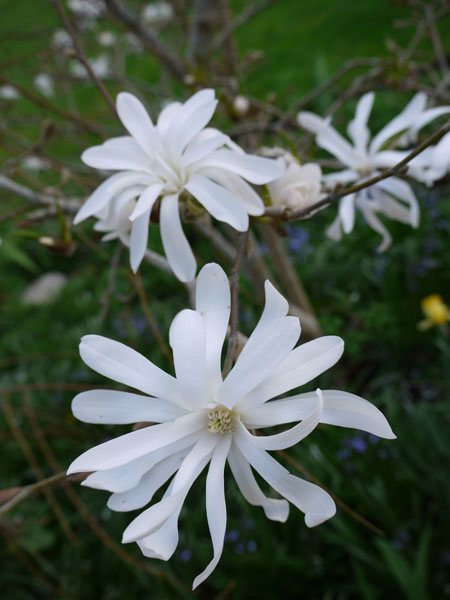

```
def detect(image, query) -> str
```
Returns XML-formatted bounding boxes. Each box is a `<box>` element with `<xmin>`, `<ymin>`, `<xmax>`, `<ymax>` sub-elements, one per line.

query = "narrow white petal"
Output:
<box><xmin>160</xmin><ymin>193</ymin><xmax>196</xmax><ymax>283</ymax></box>
<box><xmin>81</xmin><ymin>432</ymin><xmax>199</xmax><ymax>492</ymax></box>
<box><xmin>183</xmin><ymin>133</ymin><xmax>229</xmax><ymax>166</ymax></box>
<box><xmin>107</xmin><ymin>451</ymin><xmax>187</xmax><ymax>512</ymax></box>
<box><xmin>79</xmin><ymin>334</ymin><xmax>179</xmax><ymax>400</ymax></box>
<box><xmin>199</xmin><ymin>150</ymin><xmax>283</xmax><ymax>184</ymax></box>
<box><xmin>116</xmin><ymin>92</ymin><xmax>158</xmax><ymax>157</ymax></box>
<box><xmin>193</xmin><ymin>435</ymin><xmax>232</xmax><ymax>590</ymax></box>
<box><xmin>129</xmin><ymin>183</ymin><xmax>163</xmax><ymax>221</ymax></box>
<box><xmin>323</xmin><ymin>169</ymin><xmax>359</xmax><ymax>185</ymax></box>
<box><xmin>122</xmin><ymin>432</ymin><xmax>217</xmax><ymax>543</ymax></box>
<box><xmin>375</xmin><ymin>177</ymin><xmax>419</xmax><ymax>227</ymax></box>
<box><xmin>359</xmin><ymin>204</ymin><xmax>392</xmax><ymax>252</ymax></box>
<box><xmin>347</xmin><ymin>92</ymin><xmax>374</xmax><ymax>152</ymax></box>
<box><xmin>74</xmin><ymin>173</ymin><xmax>130</xmax><ymax>225</ymax></box>
<box><xmin>67</xmin><ymin>412</ymin><xmax>204</xmax><ymax>474</ymax></box>
<box><xmin>240</xmin><ymin>336</ymin><xmax>344</xmax><ymax>411</ymax></box>
<box><xmin>410</xmin><ymin>106</ymin><xmax>450</xmax><ymax>138</ymax></box>
<box><xmin>298</xmin><ymin>112</ymin><xmax>357</xmax><ymax>167</ymax></box>
<box><xmin>253</xmin><ymin>280</ymin><xmax>289</xmax><ymax>334</ymax></box>
<box><xmin>235</xmin><ymin>426</ymin><xmax>336</xmax><ymax>527</ymax></box>
<box><xmin>228</xmin><ymin>444</ymin><xmax>289</xmax><ymax>522</ymax></box>
<box><xmin>185</xmin><ymin>174</ymin><xmax>249</xmax><ymax>231</ymax></box>
<box><xmin>242</xmin><ymin>389</ymin><xmax>396</xmax><ymax>439</ymax></box>
<box><xmin>129</xmin><ymin>209</ymin><xmax>150</xmax><ymax>273</ymax></box>
<box><xmin>339</xmin><ymin>193</ymin><xmax>356</xmax><ymax>234</ymax></box>
<box><xmin>326</xmin><ymin>214</ymin><xmax>343</xmax><ymax>241</ymax></box>
<box><xmin>195</xmin><ymin>263</ymin><xmax>230</xmax><ymax>396</ymax></box>
<box><xmin>82</xmin><ymin>137</ymin><xmax>150</xmax><ymax>172</ymax></box>
<box><xmin>242</xmin><ymin>389</ymin><xmax>323</xmax><ymax>450</ymax></box>
<box><xmin>198</xmin><ymin>167</ymin><xmax>264</xmax><ymax>216</ymax></box>
<box><xmin>157</xmin><ymin>101</ymin><xmax>182</xmax><ymax>136</ymax></box>
<box><xmin>137</xmin><ymin>508</ymin><xmax>181</xmax><ymax>560</ymax></box>
<box><xmin>217</xmin><ymin>316</ymin><xmax>301</xmax><ymax>409</ymax></box>
<box><xmin>72</xmin><ymin>390</ymin><xmax>187</xmax><ymax>425</ymax></box>
<box><xmin>167</xmin><ymin>89</ymin><xmax>217</xmax><ymax>154</ymax></box>
<box><xmin>170</xmin><ymin>309</ymin><xmax>207</xmax><ymax>409</ymax></box>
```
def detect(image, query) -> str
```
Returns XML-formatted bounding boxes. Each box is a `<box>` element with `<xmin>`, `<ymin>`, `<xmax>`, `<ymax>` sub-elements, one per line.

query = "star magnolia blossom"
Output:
<box><xmin>267</xmin><ymin>158</ymin><xmax>323</xmax><ymax>212</ymax></box>
<box><xmin>68</xmin><ymin>263</ymin><xmax>395</xmax><ymax>588</ymax></box>
<box><xmin>75</xmin><ymin>89</ymin><xmax>282</xmax><ymax>281</ymax></box>
<box><xmin>298</xmin><ymin>92</ymin><xmax>450</xmax><ymax>251</ymax></box>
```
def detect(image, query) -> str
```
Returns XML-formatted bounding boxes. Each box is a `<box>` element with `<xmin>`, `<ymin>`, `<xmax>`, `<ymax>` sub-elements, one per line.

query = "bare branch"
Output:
<box><xmin>0</xmin><ymin>175</ymin><xmax>80</xmax><ymax>213</ymax></box>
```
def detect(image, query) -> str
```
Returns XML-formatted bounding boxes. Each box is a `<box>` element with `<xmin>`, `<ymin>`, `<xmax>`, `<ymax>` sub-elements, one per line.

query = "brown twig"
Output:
<box><xmin>52</xmin><ymin>0</ymin><xmax>117</xmax><ymax>118</ymax></box>
<box><xmin>222</xmin><ymin>231</ymin><xmax>249</xmax><ymax>377</ymax></box>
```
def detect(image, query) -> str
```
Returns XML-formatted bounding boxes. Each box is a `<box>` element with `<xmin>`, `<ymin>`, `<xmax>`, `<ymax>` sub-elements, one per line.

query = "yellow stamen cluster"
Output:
<box><xmin>208</xmin><ymin>405</ymin><xmax>234</xmax><ymax>435</ymax></box>
<box><xmin>418</xmin><ymin>294</ymin><xmax>450</xmax><ymax>330</ymax></box>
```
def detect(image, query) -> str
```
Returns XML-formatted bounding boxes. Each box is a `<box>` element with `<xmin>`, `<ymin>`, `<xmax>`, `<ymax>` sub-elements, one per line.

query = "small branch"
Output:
<box><xmin>52</xmin><ymin>0</ymin><xmax>117</xmax><ymax>118</ymax></box>
<box><xmin>104</xmin><ymin>0</ymin><xmax>188</xmax><ymax>82</ymax></box>
<box><xmin>265</xmin><ymin>119</ymin><xmax>450</xmax><ymax>221</ymax></box>
<box><xmin>0</xmin><ymin>471</ymin><xmax>68</xmax><ymax>516</ymax></box>
<box><xmin>222</xmin><ymin>231</ymin><xmax>249</xmax><ymax>377</ymax></box>
<box><xmin>0</xmin><ymin>175</ymin><xmax>80</xmax><ymax>213</ymax></box>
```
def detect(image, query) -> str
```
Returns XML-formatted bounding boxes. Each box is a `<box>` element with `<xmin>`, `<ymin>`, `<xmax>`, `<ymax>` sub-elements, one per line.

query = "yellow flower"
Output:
<box><xmin>418</xmin><ymin>294</ymin><xmax>450</xmax><ymax>330</ymax></box>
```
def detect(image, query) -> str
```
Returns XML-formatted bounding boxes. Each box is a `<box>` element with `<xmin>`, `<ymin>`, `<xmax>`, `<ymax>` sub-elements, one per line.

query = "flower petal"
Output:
<box><xmin>234</xmin><ymin>425</ymin><xmax>336</xmax><ymax>527</ymax></box>
<box><xmin>298</xmin><ymin>112</ymin><xmax>357</xmax><ymax>167</ymax></box>
<box><xmin>199</xmin><ymin>167</ymin><xmax>265</xmax><ymax>216</ymax></box>
<box><xmin>228</xmin><ymin>444</ymin><xmax>289</xmax><ymax>522</ymax></box>
<box><xmin>193</xmin><ymin>435</ymin><xmax>232</xmax><ymax>590</ymax></box>
<box><xmin>217</xmin><ymin>316</ymin><xmax>301</xmax><ymax>409</ymax></box>
<box><xmin>239</xmin><ymin>336</ymin><xmax>344</xmax><ymax>411</ymax></box>
<box><xmin>116</xmin><ymin>92</ymin><xmax>158</xmax><ymax>158</ymax></box>
<box><xmin>185</xmin><ymin>174</ymin><xmax>249</xmax><ymax>231</ymax></box>
<box><xmin>347</xmin><ymin>92</ymin><xmax>374</xmax><ymax>152</ymax></box>
<box><xmin>107</xmin><ymin>450</ymin><xmax>187</xmax><ymax>512</ymax></box>
<box><xmin>359</xmin><ymin>203</ymin><xmax>392</xmax><ymax>252</ymax></box>
<box><xmin>375</xmin><ymin>177</ymin><xmax>419</xmax><ymax>227</ymax></box>
<box><xmin>195</xmin><ymin>263</ymin><xmax>230</xmax><ymax>396</ymax></box>
<box><xmin>167</xmin><ymin>89</ymin><xmax>217</xmax><ymax>155</ymax></box>
<box><xmin>242</xmin><ymin>389</ymin><xmax>395</xmax><ymax>439</ymax></box>
<box><xmin>169</xmin><ymin>309</ymin><xmax>207</xmax><ymax>409</ymax></box>
<box><xmin>72</xmin><ymin>390</ymin><xmax>187</xmax><ymax>425</ymax></box>
<box><xmin>339</xmin><ymin>193</ymin><xmax>356</xmax><ymax>234</ymax></box>
<box><xmin>409</xmin><ymin>106</ymin><xmax>450</xmax><ymax>140</ymax></box>
<box><xmin>129</xmin><ymin>183</ymin><xmax>163</xmax><ymax>221</ymax></box>
<box><xmin>160</xmin><ymin>193</ymin><xmax>196</xmax><ymax>282</ymax></box>
<box><xmin>74</xmin><ymin>173</ymin><xmax>132</xmax><ymax>225</ymax></box>
<box><xmin>82</xmin><ymin>137</ymin><xmax>150</xmax><ymax>172</ymax></box>
<box><xmin>122</xmin><ymin>432</ymin><xmax>217</xmax><ymax>543</ymax></box>
<box><xmin>183</xmin><ymin>131</ymin><xmax>229</xmax><ymax>166</ymax></box>
<box><xmin>129</xmin><ymin>208</ymin><xmax>150</xmax><ymax>273</ymax></box>
<box><xmin>67</xmin><ymin>412</ymin><xmax>204</xmax><ymax>474</ymax></box>
<box><xmin>79</xmin><ymin>334</ymin><xmax>179</xmax><ymax>400</ymax></box>
<box><xmin>241</xmin><ymin>389</ymin><xmax>323</xmax><ymax>450</ymax></box>
<box><xmin>199</xmin><ymin>149</ymin><xmax>283</xmax><ymax>184</ymax></box>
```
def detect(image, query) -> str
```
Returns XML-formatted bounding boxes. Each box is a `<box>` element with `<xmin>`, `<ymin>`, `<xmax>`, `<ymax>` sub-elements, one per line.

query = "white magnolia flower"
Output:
<box><xmin>70</xmin><ymin>54</ymin><xmax>110</xmax><ymax>79</ymax></box>
<box><xmin>267</xmin><ymin>159</ymin><xmax>323</xmax><ymax>212</ymax></box>
<box><xmin>75</xmin><ymin>89</ymin><xmax>283</xmax><ymax>281</ymax></box>
<box><xmin>52</xmin><ymin>29</ymin><xmax>72</xmax><ymax>49</ymax></box>
<box><xmin>98</xmin><ymin>31</ymin><xmax>117</xmax><ymax>48</ymax></box>
<box><xmin>298</xmin><ymin>92</ymin><xmax>450</xmax><ymax>251</ymax></box>
<box><xmin>68</xmin><ymin>263</ymin><xmax>395</xmax><ymax>589</ymax></box>
<box><xmin>34</xmin><ymin>73</ymin><xmax>54</xmax><ymax>97</ymax></box>
<box><xmin>142</xmin><ymin>2</ymin><xmax>174</xmax><ymax>25</ymax></box>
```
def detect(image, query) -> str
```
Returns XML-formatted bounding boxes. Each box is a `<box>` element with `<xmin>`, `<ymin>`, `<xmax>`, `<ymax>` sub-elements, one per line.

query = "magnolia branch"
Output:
<box><xmin>265</xmin><ymin>119</ymin><xmax>450</xmax><ymax>221</ymax></box>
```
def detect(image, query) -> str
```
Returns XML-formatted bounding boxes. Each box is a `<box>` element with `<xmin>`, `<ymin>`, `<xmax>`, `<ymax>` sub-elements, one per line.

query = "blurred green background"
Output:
<box><xmin>1</xmin><ymin>1</ymin><xmax>450</xmax><ymax>598</ymax></box>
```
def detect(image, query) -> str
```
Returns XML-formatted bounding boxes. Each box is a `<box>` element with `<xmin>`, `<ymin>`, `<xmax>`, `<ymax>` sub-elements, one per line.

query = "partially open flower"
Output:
<box><xmin>267</xmin><ymin>159</ymin><xmax>323</xmax><ymax>212</ymax></box>
<box><xmin>68</xmin><ymin>263</ymin><xmax>395</xmax><ymax>588</ymax></box>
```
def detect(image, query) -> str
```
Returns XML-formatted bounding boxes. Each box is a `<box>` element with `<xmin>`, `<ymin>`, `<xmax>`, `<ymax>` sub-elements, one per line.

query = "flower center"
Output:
<box><xmin>208</xmin><ymin>405</ymin><xmax>234</xmax><ymax>434</ymax></box>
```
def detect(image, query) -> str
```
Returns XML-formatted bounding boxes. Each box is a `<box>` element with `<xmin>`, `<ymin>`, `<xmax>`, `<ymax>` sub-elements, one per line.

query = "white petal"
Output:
<box><xmin>372</xmin><ymin>150</ymin><xmax>409</xmax><ymax>169</ymax></box>
<box><xmin>72</xmin><ymin>390</ymin><xmax>187</xmax><ymax>424</ymax></box>
<box><xmin>195</xmin><ymin>263</ymin><xmax>230</xmax><ymax>396</ymax></box>
<box><xmin>216</xmin><ymin>316</ymin><xmax>301</xmax><ymax>409</ymax></box>
<box><xmin>410</xmin><ymin>106</ymin><xmax>450</xmax><ymax>139</ymax></box>
<box><xmin>361</xmin><ymin>206</ymin><xmax>392</xmax><ymax>251</ymax></box>
<box><xmin>369</xmin><ymin>92</ymin><xmax>427</xmax><ymax>154</ymax></box>
<box><xmin>240</xmin><ymin>336</ymin><xmax>344</xmax><ymax>411</ymax></box>
<box><xmin>129</xmin><ymin>183</ymin><xmax>163</xmax><ymax>221</ymax></box>
<box><xmin>185</xmin><ymin>174</ymin><xmax>249</xmax><ymax>231</ymax></box>
<box><xmin>137</xmin><ymin>508</ymin><xmax>181</xmax><ymax>560</ymax></box>
<box><xmin>122</xmin><ymin>432</ymin><xmax>217</xmax><ymax>543</ymax></box>
<box><xmin>235</xmin><ymin>425</ymin><xmax>336</xmax><ymax>527</ymax></box>
<box><xmin>157</xmin><ymin>101</ymin><xmax>182</xmax><ymax>136</ymax></box>
<box><xmin>82</xmin><ymin>137</ymin><xmax>150</xmax><ymax>172</ymax></box>
<box><xmin>167</xmin><ymin>89</ymin><xmax>217</xmax><ymax>155</ymax></box>
<box><xmin>160</xmin><ymin>193</ymin><xmax>196</xmax><ymax>282</ymax></box>
<box><xmin>378</xmin><ymin>195</ymin><xmax>413</xmax><ymax>225</ymax></box>
<box><xmin>183</xmin><ymin>132</ymin><xmax>229</xmax><ymax>166</ymax></box>
<box><xmin>254</xmin><ymin>280</ymin><xmax>289</xmax><ymax>334</ymax></box>
<box><xmin>198</xmin><ymin>150</ymin><xmax>283</xmax><ymax>184</ymax></box>
<box><xmin>339</xmin><ymin>193</ymin><xmax>356</xmax><ymax>234</ymax></box>
<box><xmin>193</xmin><ymin>435</ymin><xmax>232</xmax><ymax>590</ymax></box>
<box><xmin>67</xmin><ymin>412</ymin><xmax>204</xmax><ymax>474</ymax></box>
<box><xmin>227</xmin><ymin>444</ymin><xmax>289</xmax><ymax>522</ymax></box>
<box><xmin>242</xmin><ymin>389</ymin><xmax>323</xmax><ymax>451</ymax></box>
<box><xmin>199</xmin><ymin>167</ymin><xmax>265</xmax><ymax>216</ymax></box>
<box><xmin>347</xmin><ymin>92</ymin><xmax>374</xmax><ymax>152</ymax></box>
<box><xmin>116</xmin><ymin>92</ymin><xmax>158</xmax><ymax>158</ymax></box>
<box><xmin>129</xmin><ymin>208</ymin><xmax>150</xmax><ymax>273</ymax></box>
<box><xmin>326</xmin><ymin>214</ymin><xmax>343</xmax><ymax>241</ymax></box>
<box><xmin>74</xmin><ymin>173</ymin><xmax>130</xmax><ymax>225</ymax></box>
<box><xmin>79</xmin><ymin>334</ymin><xmax>179</xmax><ymax>400</ymax></box>
<box><xmin>298</xmin><ymin>112</ymin><xmax>357</xmax><ymax>167</ymax></box>
<box><xmin>107</xmin><ymin>450</ymin><xmax>187</xmax><ymax>512</ymax></box>
<box><xmin>81</xmin><ymin>432</ymin><xmax>199</xmax><ymax>492</ymax></box>
<box><xmin>323</xmin><ymin>169</ymin><xmax>359</xmax><ymax>185</ymax></box>
<box><xmin>375</xmin><ymin>177</ymin><xmax>419</xmax><ymax>227</ymax></box>
<box><xmin>242</xmin><ymin>389</ymin><xmax>396</xmax><ymax>439</ymax></box>
<box><xmin>169</xmin><ymin>309</ymin><xmax>207</xmax><ymax>409</ymax></box>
